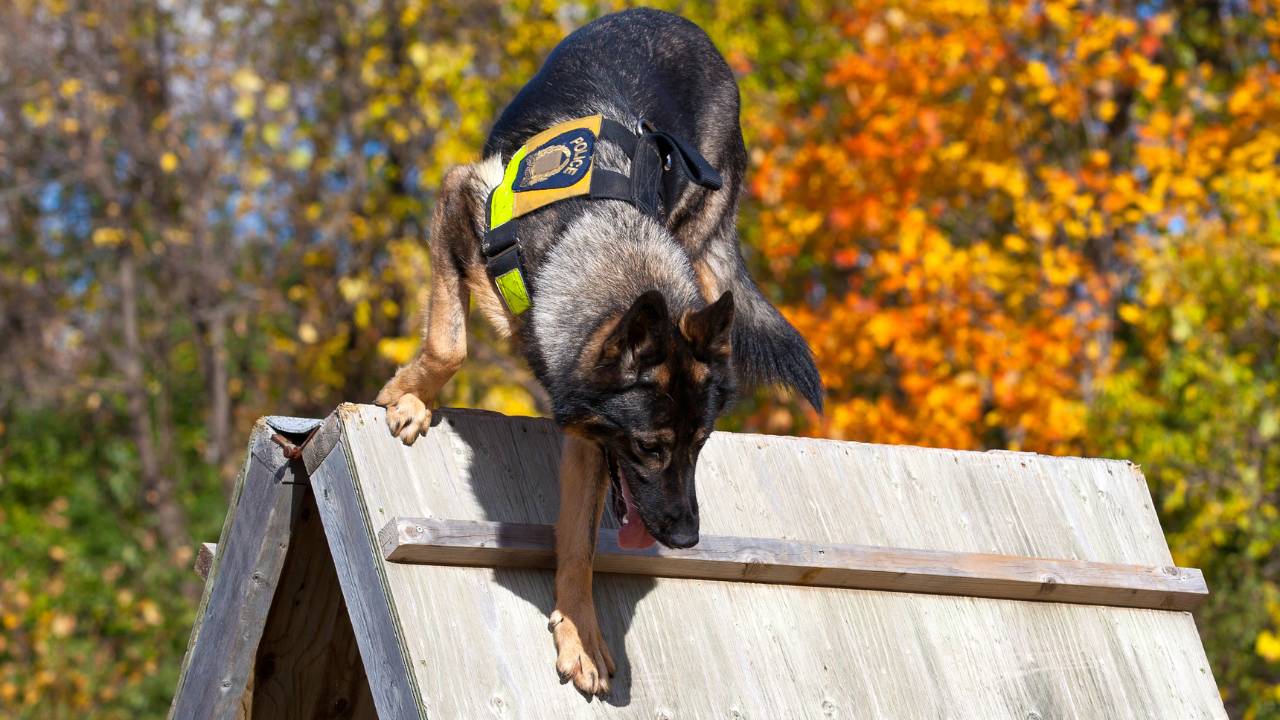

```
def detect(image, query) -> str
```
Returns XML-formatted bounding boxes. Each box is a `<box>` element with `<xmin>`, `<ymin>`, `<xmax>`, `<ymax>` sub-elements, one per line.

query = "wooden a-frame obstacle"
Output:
<box><xmin>169</xmin><ymin>403</ymin><xmax>1227</xmax><ymax>719</ymax></box>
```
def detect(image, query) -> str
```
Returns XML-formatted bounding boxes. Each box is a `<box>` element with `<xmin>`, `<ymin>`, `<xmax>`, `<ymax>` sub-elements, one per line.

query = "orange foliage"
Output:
<box><xmin>749</xmin><ymin>0</ymin><xmax>1163</xmax><ymax>452</ymax></box>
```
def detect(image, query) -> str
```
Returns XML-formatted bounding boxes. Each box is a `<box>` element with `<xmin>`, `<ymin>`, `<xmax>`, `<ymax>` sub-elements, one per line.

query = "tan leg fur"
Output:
<box><xmin>549</xmin><ymin>434</ymin><xmax>616</xmax><ymax>696</ymax></box>
<box><xmin>375</xmin><ymin>167</ymin><xmax>473</xmax><ymax>445</ymax></box>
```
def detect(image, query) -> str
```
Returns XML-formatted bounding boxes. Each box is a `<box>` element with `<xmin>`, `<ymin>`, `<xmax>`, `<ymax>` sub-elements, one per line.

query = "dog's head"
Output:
<box><xmin>561</xmin><ymin>289</ymin><xmax>735</xmax><ymax>549</ymax></box>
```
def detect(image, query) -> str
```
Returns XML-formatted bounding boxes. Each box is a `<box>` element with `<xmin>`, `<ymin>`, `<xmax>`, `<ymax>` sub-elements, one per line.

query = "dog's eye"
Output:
<box><xmin>634</xmin><ymin>438</ymin><xmax>662</xmax><ymax>457</ymax></box>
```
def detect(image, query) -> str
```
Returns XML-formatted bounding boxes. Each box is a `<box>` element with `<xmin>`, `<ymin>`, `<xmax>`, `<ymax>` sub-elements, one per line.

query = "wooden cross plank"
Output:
<box><xmin>378</xmin><ymin>517</ymin><xmax>1208</xmax><ymax>612</ymax></box>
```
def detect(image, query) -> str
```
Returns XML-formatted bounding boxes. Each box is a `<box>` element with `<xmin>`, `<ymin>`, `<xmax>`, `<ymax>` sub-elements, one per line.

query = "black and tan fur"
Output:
<box><xmin>375</xmin><ymin>9</ymin><xmax>821</xmax><ymax>696</ymax></box>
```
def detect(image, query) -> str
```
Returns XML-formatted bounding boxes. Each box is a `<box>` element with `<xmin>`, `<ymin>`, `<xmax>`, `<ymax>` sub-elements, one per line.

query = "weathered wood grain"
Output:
<box><xmin>339</xmin><ymin>406</ymin><xmax>1173</xmax><ymax>564</ymax></box>
<box><xmin>168</xmin><ymin>420</ymin><xmax>307</xmax><ymax>720</ymax></box>
<box><xmin>325</xmin><ymin>404</ymin><xmax>1226</xmax><ymax>719</ymax></box>
<box><xmin>308</xmin><ymin>423</ymin><xmax>424</xmax><ymax>720</ymax></box>
<box><xmin>378</xmin><ymin>517</ymin><xmax>1208</xmax><ymax>611</ymax></box>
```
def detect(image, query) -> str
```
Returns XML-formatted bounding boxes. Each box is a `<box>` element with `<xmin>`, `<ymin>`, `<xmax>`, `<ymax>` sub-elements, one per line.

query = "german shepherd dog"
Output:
<box><xmin>375</xmin><ymin>8</ymin><xmax>822</xmax><ymax>696</ymax></box>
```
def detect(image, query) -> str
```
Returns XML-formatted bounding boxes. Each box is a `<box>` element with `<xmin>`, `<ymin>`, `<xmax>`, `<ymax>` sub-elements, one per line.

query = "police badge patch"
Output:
<box><xmin>514</xmin><ymin>128</ymin><xmax>596</xmax><ymax>192</ymax></box>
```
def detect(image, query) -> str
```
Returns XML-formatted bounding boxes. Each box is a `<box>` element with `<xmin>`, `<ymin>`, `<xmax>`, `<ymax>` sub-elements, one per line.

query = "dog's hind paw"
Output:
<box><xmin>549</xmin><ymin>608</ymin><xmax>615</xmax><ymax>697</ymax></box>
<box><xmin>381</xmin><ymin>392</ymin><xmax>431</xmax><ymax>446</ymax></box>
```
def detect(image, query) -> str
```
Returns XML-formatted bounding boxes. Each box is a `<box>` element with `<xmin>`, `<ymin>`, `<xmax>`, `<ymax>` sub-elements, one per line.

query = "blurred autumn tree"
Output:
<box><xmin>0</xmin><ymin>0</ymin><xmax>1276</xmax><ymax>717</ymax></box>
<box><xmin>745</xmin><ymin>0</ymin><xmax>1280</xmax><ymax>716</ymax></box>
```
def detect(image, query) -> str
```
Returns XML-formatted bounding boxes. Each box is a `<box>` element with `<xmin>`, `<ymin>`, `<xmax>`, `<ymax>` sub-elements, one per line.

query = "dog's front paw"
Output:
<box><xmin>379</xmin><ymin>391</ymin><xmax>431</xmax><ymax>446</ymax></box>
<box><xmin>549</xmin><ymin>607</ymin><xmax>615</xmax><ymax>696</ymax></box>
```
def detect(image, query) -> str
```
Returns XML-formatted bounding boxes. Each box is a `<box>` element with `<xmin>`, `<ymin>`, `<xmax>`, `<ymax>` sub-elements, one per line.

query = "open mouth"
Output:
<box><xmin>607</xmin><ymin>453</ymin><xmax>656</xmax><ymax>550</ymax></box>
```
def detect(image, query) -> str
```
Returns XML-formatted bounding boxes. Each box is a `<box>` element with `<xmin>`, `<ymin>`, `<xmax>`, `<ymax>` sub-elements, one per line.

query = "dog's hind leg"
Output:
<box><xmin>375</xmin><ymin>166</ymin><xmax>476</xmax><ymax>445</ymax></box>
<box><xmin>549</xmin><ymin>434</ymin><xmax>616</xmax><ymax>696</ymax></box>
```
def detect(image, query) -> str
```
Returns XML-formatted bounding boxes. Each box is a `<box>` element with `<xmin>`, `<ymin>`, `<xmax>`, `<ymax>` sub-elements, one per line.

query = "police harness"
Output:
<box><xmin>481</xmin><ymin>115</ymin><xmax>723</xmax><ymax>315</ymax></box>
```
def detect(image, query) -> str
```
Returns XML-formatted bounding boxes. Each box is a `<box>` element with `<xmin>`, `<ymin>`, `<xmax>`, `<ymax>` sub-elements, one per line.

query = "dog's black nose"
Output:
<box><xmin>662</xmin><ymin>530</ymin><xmax>699</xmax><ymax>549</ymax></box>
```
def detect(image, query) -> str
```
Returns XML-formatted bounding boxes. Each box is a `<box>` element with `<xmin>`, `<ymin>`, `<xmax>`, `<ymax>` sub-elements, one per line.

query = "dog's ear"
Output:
<box><xmin>590</xmin><ymin>290</ymin><xmax>671</xmax><ymax>386</ymax></box>
<box><xmin>680</xmin><ymin>291</ymin><xmax>734</xmax><ymax>362</ymax></box>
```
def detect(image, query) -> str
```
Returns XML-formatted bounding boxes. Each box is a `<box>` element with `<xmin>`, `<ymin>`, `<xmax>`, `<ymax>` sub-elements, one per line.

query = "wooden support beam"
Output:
<box><xmin>309</xmin><ymin>431</ymin><xmax>424</xmax><ymax>720</ymax></box>
<box><xmin>379</xmin><ymin>517</ymin><xmax>1208</xmax><ymax>612</ymax></box>
<box><xmin>169</xmin><ymin>424</ymin><xmax>308</xmax><ymax>720</ymax></box>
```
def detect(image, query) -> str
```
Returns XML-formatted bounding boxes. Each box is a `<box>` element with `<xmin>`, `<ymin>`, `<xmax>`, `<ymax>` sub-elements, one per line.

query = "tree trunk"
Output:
<box><xmin>207</xmin><ymin>305</ymin><xmax>233</xmax><ymax>490</ymax></box>
<box><xmin>119</xmin><ymin>252</ymin><xmax>188</xmax><ymax>554</ymax></box>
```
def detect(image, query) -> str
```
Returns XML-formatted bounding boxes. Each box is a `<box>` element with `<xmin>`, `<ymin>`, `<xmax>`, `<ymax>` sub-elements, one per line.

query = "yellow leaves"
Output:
<box><xmin>297</xmin><ymin>322</ymin><xmax>318</xmax><ymax>344</ymax></box>
<box><xmin>232</xmin><ymin>67</ymin><xmax>264</xmax><ymax>93</ymax></box>
<box><xmin>1003</xmin><ymin>234</ymin><xmax>1028</xmax><ymax>253</ymax></box>
<box><xmin>1027</xmin><ymin>211</ymin><xmax>1055</xmax><ymax>243</ymax></box>
<box><xmin>160</xmin><ymin>152</ymin><xmax>179</xmax><ymax>173</ymax></box>
<box><xmin>230</xmin><ymin>67</ymin><xmax>271</xmax><ymax>120</ymax></box>
<box><xmin>939</xmin><ymin>141</ymin><xmax>968</xmax><ymax>161</ymax></box>
<box><xmin>91</xmin><ymin>227</ymin><xmax>124</xmax><ymax>247</ymax></box>
<box><xmin>233</xmin><ymin>95</ymin><xmax>255</xmax><ymax>120</ymax></box>
<box><xmin>261</xmin><ymin>123</ymin><xmax>283</xmax><ymax>147</ymax></box>
<box><xmin>865</xmin><ymin>314</ymin><xmax>897</xmax><ymax>348</ymax></box>
<box><xmin>362</xmin><ymin>45</ymin><xmax>388</xmax><ymax>85</ymax></box>
<box><xmin>387</xmin><ymin>120</ymin><xmax>411</xmax><ymax>144</ymax></box>
<box><xmin>338</xmin><ymin>276</ymin><xmax>369</xmax><ymax>303</ymax></box>
<box><xmin>399</xmin><ymin>1</ymin><xmax>423</xmax><ymax>28</ymax></box>
<box><xmin>289</xmin><ymin>146</ymin><xmax>314</xmax><ymax>171</ymax></box>
<box><xmin>368</xmin><ymin>96</ymin><xmax>391</xmax><ymax>121</ymax></box>
<box><xmin>137</xmin><ymin>599</ymin><xmax>162</xmax><ymax>627</ymax></box>
<box><xmin>1257</xmin><ymin>631</ymin><xmax>1280</xmax><ymax>663</ymax></box>
<box><xmin>407</xmin><ymin>41</ymin><xmax>430</xmax><ymax>69</ymax></box>
<box><xmin>1118</xmin><ymin>303</ymin><xmax>1142</xmax><ymax>324</ymax></box>
<box><xmin>978</xmin><ymin>162</ymin><xmax>1027</xmax><ymax>199</ymax></box>
<box><xmin>1172</xmin><ymin>175</ymin><xmax>1202</xmax><ymax>200</ymax></box>
<box><xmin>245</xmin><ymin>165</ymin><xmax>271</xmax><ymax>189</ymax></box>
<box><xmin>22</xmin><ymin>97</ymin><xmax>54</xmax><ymax>128</ymax></box>
<box><xmin>1041</xmin><ymin>246</ymin><xmax>1082</xmax><ymax>287</ymax></box>
<box><xmin>1044</xmin><ymin>0</ymin><xmax>1073</xmax><ymax>30</ymax></box>
<box><xmin>58</xmin><ymin>78</ymin><xmax>82</xmax><ymax>99</ymax></box>
<box><xmin>49</xmin><ymin>613</ymin><xmax>76</xmax><ymax>638</ymax></box>
<box><xmin>1228</xmin><ymin>81</ymin><xmax>1258</xmax><ymax>116</ymax></box>
<box><xmin>1026</xmin><ymin>60</ymin><xmax>1052</xmax><ymax>87</ymax></box>
<box><xmin>377</xmin><ymin>337</ymin><xmax>417</xmax><ymax>365</ymax></box>
<box><xmin>1260</xmin><ymin>411</ymin><xmax>1279</xmax><ymax>440</ymax></box>
<box><xmin>477</xmin><ymin>384</ymin><xmax>539</xmax><ymax>418</ymax></box>
<box><xmin>1131</xmin><ymin>56</ymin><xmax>1168</xmax><ymax>100</ymax></box>
<box><xmin>264</xmin><ymin>82</ymin><xmax>290</xmax><ymax>112</ymax></box>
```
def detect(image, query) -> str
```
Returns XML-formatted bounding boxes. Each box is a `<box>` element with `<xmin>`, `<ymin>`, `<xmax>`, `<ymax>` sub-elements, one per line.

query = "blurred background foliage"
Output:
<box><xmin>0</xmin><ymin>0</ymin><xmax>1277</xmax><ymax>716</ymax></box>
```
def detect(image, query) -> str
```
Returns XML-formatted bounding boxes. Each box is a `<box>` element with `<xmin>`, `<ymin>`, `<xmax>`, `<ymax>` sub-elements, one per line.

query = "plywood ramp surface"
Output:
<box><xmin>320</xmin><ymin>404</ymin><xmax>1223</xmax><ymax>719</ymax></box>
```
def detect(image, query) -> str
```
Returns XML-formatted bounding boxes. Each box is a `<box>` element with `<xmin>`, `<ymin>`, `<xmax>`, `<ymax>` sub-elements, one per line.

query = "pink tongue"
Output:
<box><xmin>617</xmin><ymin>474</ymin><xmax>656</xmax><ymax>550</ymax></box>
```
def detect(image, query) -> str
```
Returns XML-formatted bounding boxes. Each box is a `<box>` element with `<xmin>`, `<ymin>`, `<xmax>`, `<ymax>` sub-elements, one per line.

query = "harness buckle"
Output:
<box><xmin>485</xmin><ymin>244</ymin><xmax>531</xmax><ymax>316</ymax></box>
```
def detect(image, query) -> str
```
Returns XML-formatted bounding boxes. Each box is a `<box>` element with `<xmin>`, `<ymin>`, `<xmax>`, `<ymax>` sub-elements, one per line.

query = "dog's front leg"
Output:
<box><xmin>549</xmin><ymin>434</ymin><xmax>616</xmax><ymax>696</ymax></box>
<box><xmin>375</xmin><ymin>167</ymin><xmax>473</xmax><ymax>445</ymax></box>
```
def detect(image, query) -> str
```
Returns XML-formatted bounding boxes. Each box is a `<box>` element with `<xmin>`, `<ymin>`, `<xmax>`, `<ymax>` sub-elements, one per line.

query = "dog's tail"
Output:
<box><xmin>723</xmin><ymin>249</ymin><xmax>824</xmax><ymax>413</ymax></box>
